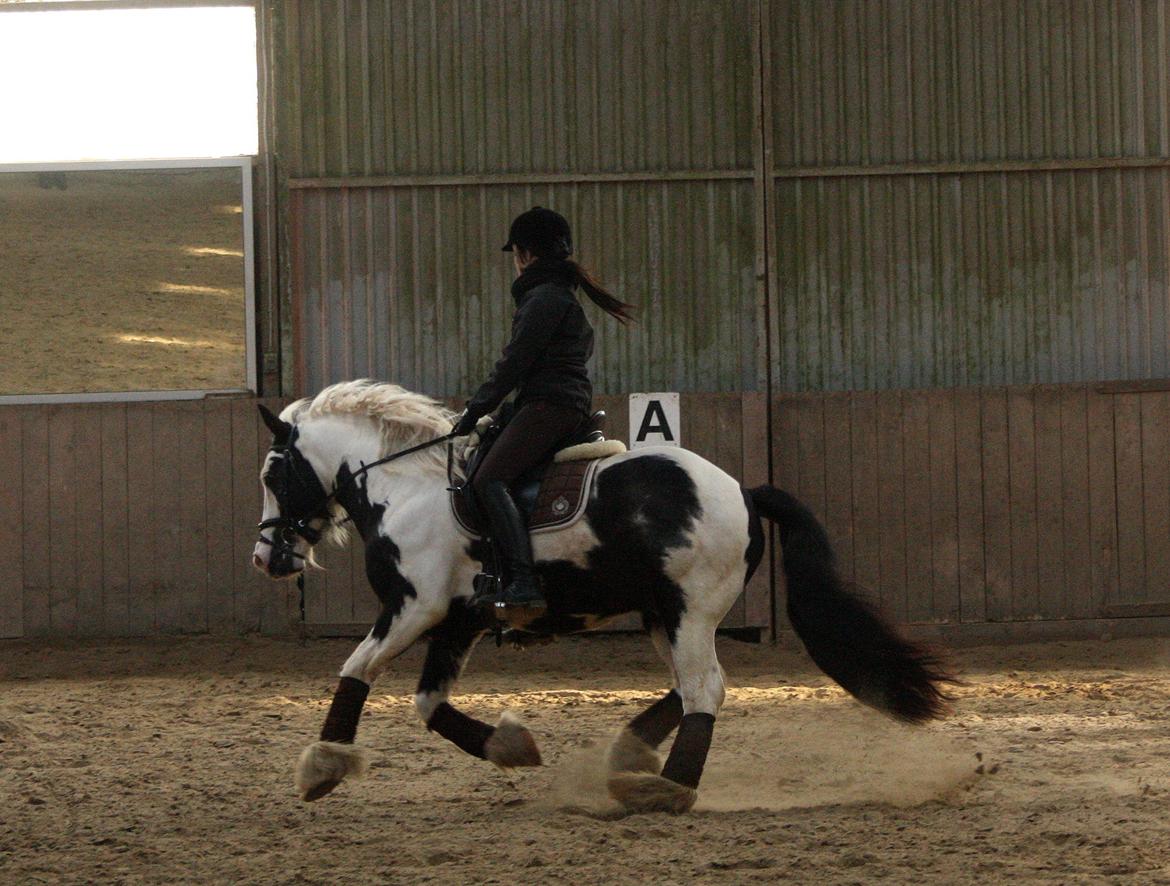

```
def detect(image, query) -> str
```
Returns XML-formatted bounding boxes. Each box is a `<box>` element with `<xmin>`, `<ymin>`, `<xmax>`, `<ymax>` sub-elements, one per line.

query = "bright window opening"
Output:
<box><xmin>0</xmin><ymin>6</ymin><xmax>258</xmax><ymax>163</ymax></box>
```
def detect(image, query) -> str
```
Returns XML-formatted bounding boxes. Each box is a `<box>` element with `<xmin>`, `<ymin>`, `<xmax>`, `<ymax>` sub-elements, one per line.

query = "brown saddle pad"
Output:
<box><xmin>451</xmin><ymin>458</ymin><xmax>603</xmax><ymax>537</ymax></box>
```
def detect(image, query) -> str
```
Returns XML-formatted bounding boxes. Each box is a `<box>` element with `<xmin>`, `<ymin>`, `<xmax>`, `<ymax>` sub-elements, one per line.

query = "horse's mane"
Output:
<box><xmin>286</xmin><ymin>379</ymin><xmax>458</xmax><ymax>478</ymax></box>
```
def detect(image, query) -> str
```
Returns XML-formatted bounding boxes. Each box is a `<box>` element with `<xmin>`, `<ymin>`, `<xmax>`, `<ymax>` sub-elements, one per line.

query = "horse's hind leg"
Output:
<box><xmin>608</xmin><ymin>617</ymin><xmax>724</xmax><ymax>814</ymax></box>
<box><xmin>415</xmin><ymin>602</ymin><xmax>542</xmax><ymax>769</ymax></box>
<box><xmin>607</xmin><ymin>624</ymin><xmax>683</xmax><ymax>775</ymax></box>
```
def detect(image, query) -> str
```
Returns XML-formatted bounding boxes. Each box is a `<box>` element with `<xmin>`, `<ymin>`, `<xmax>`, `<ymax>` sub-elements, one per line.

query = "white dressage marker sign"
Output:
<box><xmin>629</xmin><ymin>392</ymin><xmax>680</xmax><ymax>449</ymax></box>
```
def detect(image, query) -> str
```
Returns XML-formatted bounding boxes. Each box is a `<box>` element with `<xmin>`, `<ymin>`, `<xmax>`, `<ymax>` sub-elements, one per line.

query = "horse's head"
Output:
<box><xmin>252</xmin><ymin>403</ymin><xmax>334</xmax><ymax>579</ymax></box>
<box><xmin>251</xmin><ymin>381</ymin><xmax>458</xmax><ymax>579</ymax></box>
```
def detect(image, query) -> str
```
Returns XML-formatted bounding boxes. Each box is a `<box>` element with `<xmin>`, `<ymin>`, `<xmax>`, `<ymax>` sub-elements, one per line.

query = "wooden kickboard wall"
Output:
<box><xmin>2</xmin><ymin>383</ymin><xmax>1167</xmax><ymax>638</ymax></box>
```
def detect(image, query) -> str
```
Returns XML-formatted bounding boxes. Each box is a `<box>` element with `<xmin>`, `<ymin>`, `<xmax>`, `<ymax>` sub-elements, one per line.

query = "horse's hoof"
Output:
<box><xmin>607</xmin><ymin>772</ymin><xmax>697</xmax><ymax>814</ymax></box>
<box><xmin>295</xmin><ymin>740</ymin><xmax>368</xmax><ymax>802</ymax></box>
<box><xmin>484</xmin><ymin>712</ymin><xmax>542</xmax><ymax>769</ymax></box>
<box><xmin>606</xmin><ymin>729</ymin><xmax>661</xmax><ymax>775</ymax></box>
<box><xmin>302</xmin><ymin>779</ymin><xmax>341</xmax><ymax>802</ymax></box>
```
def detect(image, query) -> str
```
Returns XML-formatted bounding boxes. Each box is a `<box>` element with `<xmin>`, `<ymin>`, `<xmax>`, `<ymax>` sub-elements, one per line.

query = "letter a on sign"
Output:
<box><xmin>629</xmin><ymin>393</ymin><xmax>680</xmax><ymax>449</ymax></box>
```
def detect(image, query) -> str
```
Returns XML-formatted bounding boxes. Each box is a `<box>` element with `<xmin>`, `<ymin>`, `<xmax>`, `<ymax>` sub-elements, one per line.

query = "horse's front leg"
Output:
<box><xmin>295</xmin><ymin>597</ymin><xmax>441</xmax><ymax>802</ymax></box>
<box><xmin>415</xmin><ymin>600</ymin><xmax>543</xmax><ymax>769</ymax></box>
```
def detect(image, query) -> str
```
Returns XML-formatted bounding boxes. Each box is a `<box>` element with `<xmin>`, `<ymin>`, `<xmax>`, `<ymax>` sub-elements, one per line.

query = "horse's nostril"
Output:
<box><xmin>252</xmin><ymin>553</ymin><xmax>266</xmax><ymax>572</ymax></box>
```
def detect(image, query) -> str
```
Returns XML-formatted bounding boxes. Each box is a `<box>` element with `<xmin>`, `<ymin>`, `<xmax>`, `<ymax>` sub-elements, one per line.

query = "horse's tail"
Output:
<box><xmin>749</xmin><ymin>485</ymin><xmax>957</xmax><ymax>724</ymax></box>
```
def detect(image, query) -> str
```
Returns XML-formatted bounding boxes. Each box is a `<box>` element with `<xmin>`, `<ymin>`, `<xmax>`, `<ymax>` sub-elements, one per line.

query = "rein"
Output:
<box><xmin>257</xmin><ymin>431</ymin><xmax>457</xmax><ymax>563</ymax></box>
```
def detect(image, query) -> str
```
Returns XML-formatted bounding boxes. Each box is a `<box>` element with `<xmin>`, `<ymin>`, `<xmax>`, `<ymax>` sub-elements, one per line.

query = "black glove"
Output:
<box><xmin>452</xmin><ymin>409</ymin><xmax>478</xmax><ymax>437</ymax></box>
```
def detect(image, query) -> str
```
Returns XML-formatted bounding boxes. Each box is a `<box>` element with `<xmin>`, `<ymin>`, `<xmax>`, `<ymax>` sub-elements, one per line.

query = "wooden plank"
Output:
<box><xmin>680</xmin><ymin>393</ymin><xmax>715</xmax><ymax>466</ymax></box>
<box><xmin>73</xmin><ymin>406</ymin><xmax>105</xmax><ymax>635</ymax></box>
<box><xmin>0</xmin><ymin>409</ymin><xmax>23</xmax><ymax>638</ymax></box>
<box><xmin>1006</xmin><ymin>388</ymin><xmax>1039</xmax><ymax>620</ymax></box>
<box><xmin>953</xmin><ymin>387</ymin><xmax>985</xmax><ymax>623</ymax></box>
<box><xmin>715</xmin><ymin>394</ymin><xmax>744</xmax><ymax>481</ymax></box>
<box><xmin>1033</xmin><ymin>386</ymin><xmax>1066</xmax><ymax>619</ymax></box>
<box><xmin>980</xmin><ymin>388</ymin><xmax>1012</xmax><ymax>622</ymax></box>
<box><xmin>1141</xmin><ymin>391</ymin><xmax>1170</xmax><ymax>603</ymax></box>
<box><xmin>178</xmin><ymin>403</ymin><xmax>209</xmax><ymax>633</ymax></box>
<box><xmin>1059</xmin><ymin>386</ymin><xmax>1093</xmax><ymax>618</ymax></box>
<box><xmin>901</xmin><ymin>391</ymin><xmax>934</xmax><ymax>623</ymax></box>
<box><xmin>772</xmin><ymin>395</ymin><xmax>800</xmax><ymax>630</ymax></box>
<box><xmin>713</xmin><ymin>394</ymin><xmax>746</xmax><ymax>628</ymax></box>
<box><xmin>302</xmin><ymin>571</ymin><xmax>329</xmax><ymax>627</ymax></box>
<box><xmin>795</xmin><ymin>394</ymin><xmax>826</xmax><ymax>524</ymax></box>
<box><xmin>875</xmin><ymin>390</ymin><xmax>907</xmax><ymax>620</ymax></box>
<box><xmin>152</xmin><ymin>404</ymin><xmax>183</xmax><ymax>633</ymax></box>
<box><xmin>100</xmin><ymin>404</ymin><xmax>130</xmax><ymax>636</ymax></box>
<box><xmin>232</xmin><ymin>398</ymin><xmax>264</xmax><ymax>633</ymax></box>
<box><xmin>1096</xmin><ymin>378</ymin><xmax>1170</xmax><ymax>394</ymax></box>
<box><xmin>849</xmin><ymin>391</ymin><xmax>881</xmax><ymax>601</ymax></box>
<box><xmin>773</xmin><ymin>396</ymin><xmax>800</xmax><ymax>489</ymax></box>
<box><xmin>741</xmin><ymin>393</ymin><xmax>772</xmax><ymax>631</ymax></box>
<box><xmin>204</xmin><ymin>400</ymin><xmax>236</xmax><ymax>633</ymax></box>
<box><xmin>20</xmin><ymin>408</ymin><xmax>51</xmax><ymax>636</ymax></box>
<box><xmin>47</xmin><ymin>406</ymin><xmax>78</xmax><ymax>634</ymax></box>
<box><xmin>927</xmin><ymin>389</ymin><xmax>960</xmax><ymax>623</ymax></box>
<box><xmin>1101</xmin><ymin>602</ymin><xmax>1170</xmax><ymax>618</ymax></box>
<box><xmin>822</xmin><ymin>392</ymin><xmax>854</xmax><ymax>583</ymax></box>
<box><xmin>125</xmin><ymin>404</ymin><xmax>156</xmax><ymax>635</ymax></box>
<box><xmin>1113</xmin><ymin>393</ymin><xmax>1146</xmax><ymax>605</ymax></box>
<box><xmin>1086</xmin><ymin>390</ymin><xmax>1120</xmax><ymax>615</ymax></box>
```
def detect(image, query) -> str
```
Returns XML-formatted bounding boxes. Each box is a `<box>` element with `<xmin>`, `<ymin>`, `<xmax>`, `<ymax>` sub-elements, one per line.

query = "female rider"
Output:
<box><xmin>452</xmin><ymin>207</ymin><xmax>634</xmax><ymax>611</ymax></box>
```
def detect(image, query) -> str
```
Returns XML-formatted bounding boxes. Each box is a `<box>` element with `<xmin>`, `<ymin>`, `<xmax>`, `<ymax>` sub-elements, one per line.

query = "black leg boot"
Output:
<box><xmin>479</xmin><ymin>480</ymin><xmax>546</xmax><ymax>610</ymax></box>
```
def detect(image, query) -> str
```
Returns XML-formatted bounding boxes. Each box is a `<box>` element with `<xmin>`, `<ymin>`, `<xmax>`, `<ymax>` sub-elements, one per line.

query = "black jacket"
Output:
<box><xmin>464</xmin><ymin>272</ymin><xmax>594</xmax><ymax>423</ymax></box>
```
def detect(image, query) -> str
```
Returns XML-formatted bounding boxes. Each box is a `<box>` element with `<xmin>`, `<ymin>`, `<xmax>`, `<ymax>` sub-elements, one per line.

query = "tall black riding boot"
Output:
<box><xmin>479</xmin><ymin>480</ymin><xmax>546</xmax><ymax>610</ymax></box>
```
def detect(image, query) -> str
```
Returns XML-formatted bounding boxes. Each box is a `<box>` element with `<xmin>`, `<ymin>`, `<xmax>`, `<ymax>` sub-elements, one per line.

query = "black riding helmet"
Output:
<box><xmin>502</xmin><ymin>206</ymin><xmax>573</xmax><ymax>259</ymax></box>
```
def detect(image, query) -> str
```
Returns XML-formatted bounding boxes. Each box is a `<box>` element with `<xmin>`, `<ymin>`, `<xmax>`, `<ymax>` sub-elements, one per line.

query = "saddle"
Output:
<box><xmin>450</xmin><ymin>410</ymin><xmax>627</xmax><ymax>537</ymax></box>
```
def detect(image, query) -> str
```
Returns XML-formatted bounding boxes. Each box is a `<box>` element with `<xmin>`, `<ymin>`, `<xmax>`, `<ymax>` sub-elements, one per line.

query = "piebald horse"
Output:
<box><xmin>252</xmin><ymin>380</ymin><xmax>953</xmax><ymax>814</ymax></box>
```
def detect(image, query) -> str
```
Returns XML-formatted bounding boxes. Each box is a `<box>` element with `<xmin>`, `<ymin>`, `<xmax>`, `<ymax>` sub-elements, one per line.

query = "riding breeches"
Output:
<box><xmin>469</xmin><ymin>400</ymin><xmax>585</xmax><ymax>497</ymax></box>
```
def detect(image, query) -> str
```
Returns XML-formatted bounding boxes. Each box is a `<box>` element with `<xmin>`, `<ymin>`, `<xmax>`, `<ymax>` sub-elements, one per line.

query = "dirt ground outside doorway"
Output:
<box><xmin>0</xmin><ymin>168</ymin><xmax>247</xmax><ymax>396</ymax></box>
<box><xmin>2</xmin><ymin>634</ymin><xmax>1169</xmax><ymax>884</ymax></box>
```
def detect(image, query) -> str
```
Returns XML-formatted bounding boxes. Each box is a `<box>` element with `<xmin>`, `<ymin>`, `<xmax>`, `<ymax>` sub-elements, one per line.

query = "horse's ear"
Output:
<box><xmin>257</xmin><ymin>403</ymin><xmax>292</xmax><ymax>444</ymax></box>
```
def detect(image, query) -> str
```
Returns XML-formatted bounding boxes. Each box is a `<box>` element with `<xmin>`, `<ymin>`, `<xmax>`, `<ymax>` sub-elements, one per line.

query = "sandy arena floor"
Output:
<box><xmin>2</xmin><ymin>633</ymin><xmax>1169</xmax><ymax>884</ymax></box>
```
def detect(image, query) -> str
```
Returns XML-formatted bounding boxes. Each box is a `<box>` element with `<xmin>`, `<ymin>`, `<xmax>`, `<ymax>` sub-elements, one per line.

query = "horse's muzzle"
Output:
<box><xmin>252</xmin><ymin>544</ymin><xmax>303</xmax><ymax>579</ymax></box>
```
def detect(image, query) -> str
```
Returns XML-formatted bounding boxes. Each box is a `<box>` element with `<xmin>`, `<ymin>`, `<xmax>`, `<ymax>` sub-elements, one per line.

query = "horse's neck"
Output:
<box><xmin>302</xmin><ymin>414</ymin><xmax>451</xmax><ymax>540</ymax></box>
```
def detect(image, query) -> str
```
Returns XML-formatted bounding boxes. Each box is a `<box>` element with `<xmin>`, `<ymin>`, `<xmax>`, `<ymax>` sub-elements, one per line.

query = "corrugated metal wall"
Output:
<box><xmin>767</xmin><ymin>0</ymin><xmax>1170</xmax><ymax>391</ymax></box>
<box><xmin>275</xmin><ymin>0</ymin><xmax>763</xmax><ymax>397</ymax></box>
<box><xmin>280</xmin><ymin>0</ymin><xmax>754</xmax><ymax>177</ymax></box>
<box><xmin>289</xmin><ymin>181</ymin><xmax>758</xmax><ymax>395</ymax></box>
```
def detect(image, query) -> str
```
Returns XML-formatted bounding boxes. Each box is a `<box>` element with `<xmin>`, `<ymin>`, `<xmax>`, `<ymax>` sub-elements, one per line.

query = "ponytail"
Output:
<box><xmin>566</xmin><ymin>259</ymin><xmax>637</xmax><ymax>325</ymax></box>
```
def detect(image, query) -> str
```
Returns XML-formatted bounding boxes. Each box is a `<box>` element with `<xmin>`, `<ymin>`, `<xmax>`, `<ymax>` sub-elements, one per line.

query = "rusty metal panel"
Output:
<box><xmin>769</xmin><ymin>0</ymin><xmax>1170</xmax><ymax>168</ymax></box>
<box><xmin>276</xmin><ymin>0</ymin><xmax>755</xmax><ymax>179</ymax></box>
<box><xmin>771</xmin><ymin>167</ymin><xmax>1170</xmax><ymax>391</ymax></box>
<box><xmin>289</xmin><ymin>179</ymin><xmax>759</xmax><ymax>397</ymax></box>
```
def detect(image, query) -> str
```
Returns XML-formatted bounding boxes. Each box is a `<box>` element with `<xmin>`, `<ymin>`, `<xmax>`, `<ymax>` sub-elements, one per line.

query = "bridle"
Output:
<box><xmin>256</xmin><ymin>431</ymin><xmax>457</xmax><ymax>563</ymax></box>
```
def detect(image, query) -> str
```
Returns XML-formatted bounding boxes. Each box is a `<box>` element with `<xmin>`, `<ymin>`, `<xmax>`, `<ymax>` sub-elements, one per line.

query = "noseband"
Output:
<box><xmin>256</xmin><ymin>431</ymin><xmax>456</xmax><ymax>563</ymax></box>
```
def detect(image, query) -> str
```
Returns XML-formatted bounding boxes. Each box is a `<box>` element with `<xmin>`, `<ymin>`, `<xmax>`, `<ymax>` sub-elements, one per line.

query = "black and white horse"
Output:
<box><xmin>252</xmin><ymin>380</ymin><xmax>953</xmax><ymax>814</ymax></box>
